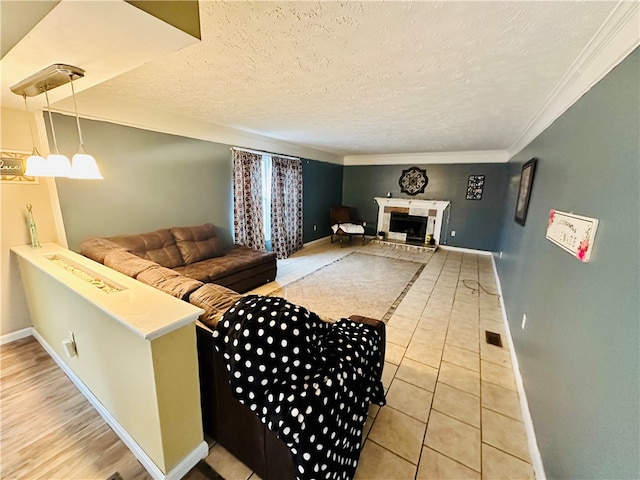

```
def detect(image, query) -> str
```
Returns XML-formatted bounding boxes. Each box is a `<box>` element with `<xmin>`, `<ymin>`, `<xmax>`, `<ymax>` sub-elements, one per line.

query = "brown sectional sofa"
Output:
<box><xmin>80</xmin><ymin>223</ymin><xmax>277</xmax><ymax>294</ymax></box>
<box><xmin>80</xmin><ymin>225</ymin><xmax>386</xmax><ymax>480</ymax></box>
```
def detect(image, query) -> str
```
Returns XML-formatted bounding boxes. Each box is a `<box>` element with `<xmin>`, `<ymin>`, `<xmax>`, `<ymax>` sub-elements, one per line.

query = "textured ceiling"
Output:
<box><xmin>78</xmin><ymin>1</ymin><xmax>617</xmax><ymax>156</ymax></box>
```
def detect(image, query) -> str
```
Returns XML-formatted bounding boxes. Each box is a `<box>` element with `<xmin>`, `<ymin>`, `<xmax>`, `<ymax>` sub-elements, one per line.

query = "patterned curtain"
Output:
<box><xmin>233</xmin><ymin>150</ymin><xmax>266</xmax><ymax>251</ymax></box>
<box><xmin>271</xmin><ymin>156</ymin><xmax>303</xmax><ymax>259</ymax></box>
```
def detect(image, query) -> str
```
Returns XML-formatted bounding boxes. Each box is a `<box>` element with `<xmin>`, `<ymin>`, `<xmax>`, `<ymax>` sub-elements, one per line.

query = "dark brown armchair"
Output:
<box><xmin>330</xmin><ymin>206</ymin><xmax>366</xmax><ymax>245</ymax></box>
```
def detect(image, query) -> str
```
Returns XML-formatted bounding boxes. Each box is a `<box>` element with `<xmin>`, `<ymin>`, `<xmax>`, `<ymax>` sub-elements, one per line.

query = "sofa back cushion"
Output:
<box><xmin>80</xmin><ymin>237</ymin><xmax>127</xmax><ymax>264</ymax></box>
<box><xmin>109</xmin><ymin>229</ymin><xmax>184</xmax><ymax>269</ymax></box>
<box><xmin>104</xmin><ymin>249</ymin><xmax>157</xmax><ymax>278</ymax></box>
<box><xmin>136</xmin><ymin>265</ymin><xmax>203</xmax><ymax>300</ymax></box>
<box><xmin>170</xmin><ymin>224</ymin><xmax>225</xmax><ymax>265</ymax></box>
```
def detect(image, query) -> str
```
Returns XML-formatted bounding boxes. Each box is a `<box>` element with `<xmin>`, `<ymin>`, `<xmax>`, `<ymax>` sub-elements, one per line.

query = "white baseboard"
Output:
<box><xmin>166</xmin><ymin>441</ymin><xmax>209</xmax><ymax>480</ymax></box>
<box><xmin>31</xmin><ymin>329</ymin><xmax>206</xmax><ymax>480</ymax></box>
<box><xmin>439</xmin><ymin>245</ymin><xmax>493</xmax><ymax>256</ymax></box>
<box><xmin>303</xmin><ymin>235</ymin><xmax>332</xmax><ymax>247</ymax></box>
<box><xmin>491</xmin><ymin>257</ymin><xmax>547</xmax><ymax>480</ymax></box>
<box><xmin>0</xmin><ymin>327</ymin><xmax>34</xmax><ymax>345</ymax></box>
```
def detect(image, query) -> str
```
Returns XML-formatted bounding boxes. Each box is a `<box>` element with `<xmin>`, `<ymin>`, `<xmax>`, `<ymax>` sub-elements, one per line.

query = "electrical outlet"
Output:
<box><xmin>521</xmin><ymin>314</ymin><xmax>527</xmax><ymax>330</ymax></box>
<box><xmin>63</xmin><ymin>330</ymin><xmax>77</xmax><ymax>358</ymax></box>
<box><xmin>362</xmin><ymin>221</ymin><xmax>366</xmax><ymax>227</ymax></box>
<box><xmin>499</xmin><ymin>251</ymin><xmax>503</xmax><ymax>259</ymax></box>
<box><xmin>451</xmin><ymin>230</ymin><xmax>456</xmax><ymax>237</ymax></box>
<box><xmin>313</xmin><ymin>224</ymin><xmax>317</xmax><ymax>231</ymax></box>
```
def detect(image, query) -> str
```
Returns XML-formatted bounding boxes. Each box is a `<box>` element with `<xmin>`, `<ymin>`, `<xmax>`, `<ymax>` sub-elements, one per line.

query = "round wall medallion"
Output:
<box><xmin>399</xmin><ymin>167</ymin><xmax>428</xmax><ymax>195</ymax></box>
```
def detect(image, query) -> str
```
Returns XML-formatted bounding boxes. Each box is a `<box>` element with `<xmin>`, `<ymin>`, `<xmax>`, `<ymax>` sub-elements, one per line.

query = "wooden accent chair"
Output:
<box><xmin>330</xmin><ymin>206</ymin><xmax>366</xmax><ymax>246</ymax></box>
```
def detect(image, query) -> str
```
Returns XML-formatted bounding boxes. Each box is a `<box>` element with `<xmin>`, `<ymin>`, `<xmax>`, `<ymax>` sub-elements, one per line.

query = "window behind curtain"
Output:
<box><xmin>261</xmin><ymin>154</ymin><xmax>272</xmax><ymax>248</ymax></box>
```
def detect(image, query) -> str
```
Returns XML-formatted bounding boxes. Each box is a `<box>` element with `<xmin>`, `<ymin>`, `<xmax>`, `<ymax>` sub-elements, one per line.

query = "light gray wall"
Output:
<box><xmin>50</xmin><ymin>114</ymin><xmax>344</xmax><ymax>252</ymax></box>
<box><xmin>49</xmin><ymin>114</ymin><xmax>234</xmax><ymax>251</ymax></box>
<box><xmin>343</xmin><ymin>163</ymin><xmax>510</xmax><ymax>251</ymax></box>
<box><xmin>496</xmin><ymin>48</ymin><xmax>639</xmax><ymax>478</ymax></box>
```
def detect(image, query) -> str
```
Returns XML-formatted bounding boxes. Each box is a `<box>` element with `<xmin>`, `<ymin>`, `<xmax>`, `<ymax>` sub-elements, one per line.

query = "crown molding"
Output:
<box><xmin>343</xmin><ymin>150</ymin><xmax>509</xmax><ymax>166</ymax></box>
<box><xmin>508</xmin><ymin>1</ymin><xmax>640</xmax><ymax>158</ymax></box>
<box><xmin>49</xmin><ymin>94</ymin><xmax>343</xmax><ymax>165</ymax></box>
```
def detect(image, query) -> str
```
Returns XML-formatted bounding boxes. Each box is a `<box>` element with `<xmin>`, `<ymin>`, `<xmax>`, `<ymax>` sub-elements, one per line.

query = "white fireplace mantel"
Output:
<box><xmin>374</xmin><ymin>197</ymin><xmax>450</xmax><ymax>245</ymax></box>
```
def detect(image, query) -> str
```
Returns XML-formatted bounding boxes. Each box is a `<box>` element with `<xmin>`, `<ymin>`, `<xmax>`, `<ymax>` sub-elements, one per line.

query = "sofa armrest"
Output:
<box><xmin>348</xmin><ymin>315</ymin><xmax>386</xmax><ymax>382</ymax></box>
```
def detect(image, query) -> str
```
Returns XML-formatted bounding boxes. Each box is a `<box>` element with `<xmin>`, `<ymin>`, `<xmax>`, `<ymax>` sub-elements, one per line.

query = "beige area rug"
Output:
<box><xmin>270</xmin><ymin>252</ymin><xmax>424</xmax><ymax>321</ymax></box>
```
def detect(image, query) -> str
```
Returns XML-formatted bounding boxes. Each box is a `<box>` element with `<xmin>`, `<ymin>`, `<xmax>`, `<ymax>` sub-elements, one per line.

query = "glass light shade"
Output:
<box><xmin>47</xmin><ymin>153</ymin><xmax>72</xmax><ymax>177</ymax></box>
<box><xmin>71</xmin><ymin>153</ymin><xmax>103</xmax><ymax>179</ymax></box>
<box><xmin>24</xmin><ymin>154</ymin><xmax>49</xmax><ymax>176</ymax></box>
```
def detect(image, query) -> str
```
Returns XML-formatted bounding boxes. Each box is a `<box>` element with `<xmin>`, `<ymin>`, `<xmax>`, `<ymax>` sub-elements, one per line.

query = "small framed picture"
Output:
<box><xmin>466</xmin><ymin>175</ymin><xmax>485</xmax><ymax>200</ymax></box>
<box><xmin>514</xmin><ymin>158</ymin><xmax>537</xmax><ymax>226</ymax></box>
<box><xmin>0</xmin><ymin>150</ymin><xmax>38</xmax><ymax>184</ymax></box>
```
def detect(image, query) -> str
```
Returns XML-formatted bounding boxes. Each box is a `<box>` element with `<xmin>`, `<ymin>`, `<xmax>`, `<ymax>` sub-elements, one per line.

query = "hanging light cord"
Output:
<box><xmin>69</xmin><ymin>75</ymin><xmax>86</xmax><ymax>151</ymax></box>
<box><xmin>22</xmin><ymin>94</ymin><xmax>40</xmax><ymax>154</ymax></box>
<box><xmin>43</xmin><ymin>87</ymin><xmax>61</xmax><ymax>154</ymax></box>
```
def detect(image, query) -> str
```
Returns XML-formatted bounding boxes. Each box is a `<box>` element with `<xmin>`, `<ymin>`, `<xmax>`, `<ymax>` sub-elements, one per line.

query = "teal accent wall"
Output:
<box><xmin>302</xmin><ymin>159</ymin><xmax>344</xmax><ymax>242</ymax></box>
<box><xmin>343</xmin><ymin>163</ymin><xmax>510</xmax><ymax>251</ymax></box>
<box><xmin>496</xmin><ymin>48</ymin><xmax>639</xmax><ymax>479</ymax></box>
<box><xmin>49</xmin><ymin>114</ymin><xmax>234</xmax><ymax>251</ymax></box>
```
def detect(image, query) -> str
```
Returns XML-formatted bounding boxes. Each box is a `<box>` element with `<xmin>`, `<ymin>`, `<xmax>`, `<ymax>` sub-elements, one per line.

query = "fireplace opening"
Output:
<box><xmin>389</xmin><ymin>213</ymin><xmax>428</xmax><ymax>243</ymax></box>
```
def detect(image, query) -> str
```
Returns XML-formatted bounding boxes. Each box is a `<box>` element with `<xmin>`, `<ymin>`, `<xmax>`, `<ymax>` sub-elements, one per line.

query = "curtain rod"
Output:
<box><xmin>230</xmin><ymin>146</ymin><xmax>300</xmax><ymax>161</ymax></box>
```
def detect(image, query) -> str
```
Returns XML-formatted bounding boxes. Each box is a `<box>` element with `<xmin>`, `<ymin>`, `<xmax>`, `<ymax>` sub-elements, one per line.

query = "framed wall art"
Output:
<box><xmin>0</xmin><ymin>150</ymin><xmax>38</xmax><ymax>184</ymax></box>
<box><xmin>466</xmin><ymin>175</ymin><xmax>485</xmax><ymax>200</ymax></box>
<box><xmin>399</xmin><ymin>167</ymin><xmax>428</xmax><ymax>196</ymax></box>
<box><xmin>514</xmin><ymin>158</ymin><xmax>537</xmax><ymax>226</ymax></box>
<box><xmin>546</xmin><ymin>209</ymin><xmax>598</xmax><ymax>262</ymax></box>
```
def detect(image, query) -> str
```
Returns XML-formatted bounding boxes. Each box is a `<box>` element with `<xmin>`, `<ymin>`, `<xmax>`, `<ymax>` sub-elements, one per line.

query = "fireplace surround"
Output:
<box><xmin>389</xmin><ymin>212</ymin><xmax>428</xmax><ymax>243</ymax></box>
<box><xmin>375</xmin><ymin>198</ymin><xmax>450</xmax><ymax>246</ymax></box>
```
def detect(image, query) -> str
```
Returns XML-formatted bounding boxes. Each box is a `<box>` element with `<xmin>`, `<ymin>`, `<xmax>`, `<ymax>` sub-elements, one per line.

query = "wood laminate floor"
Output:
<box><xmin>0</xmin><ymin>336</ymin><xmax>151</xmax><ymax>480</ymax></box>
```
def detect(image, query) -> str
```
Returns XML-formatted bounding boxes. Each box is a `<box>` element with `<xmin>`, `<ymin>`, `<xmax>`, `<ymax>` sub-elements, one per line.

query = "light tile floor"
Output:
<box><xmin>205</xmin><ymin>239</ymin><xmax>535</xmax><ymax>480</ymax></box>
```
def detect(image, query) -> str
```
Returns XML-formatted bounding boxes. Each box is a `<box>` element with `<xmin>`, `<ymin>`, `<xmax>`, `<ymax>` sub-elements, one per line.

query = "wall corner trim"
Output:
<box><xmin>508</xmin><ymin>1</ymin><xmax>640</xmax><ymax>157</ymax></box>
<box><xmin>166</xmin><ymin>441</ymin><xmax>209</xmax><ymax>480</ymax></box>
<box><xmin>439</xmin><ymin>245</ymin><xmax>493</xmax><ymax>256</ymax></box>
<box><xmin>342</xmin><ymin>150</ymin><xmax>509</xmax><ymax>166</ymax></box>
<box><xmin>491</xmin><ymin>255</ymin><xmax>547</xmax><ymax>480</ymax></box>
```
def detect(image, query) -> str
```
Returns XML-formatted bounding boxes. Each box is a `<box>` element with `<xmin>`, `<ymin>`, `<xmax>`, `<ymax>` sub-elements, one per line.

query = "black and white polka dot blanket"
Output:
<box><xmin>212</xmin><ymin>295</ymin><xmax>386</xmax><ymax>480</ymax></box>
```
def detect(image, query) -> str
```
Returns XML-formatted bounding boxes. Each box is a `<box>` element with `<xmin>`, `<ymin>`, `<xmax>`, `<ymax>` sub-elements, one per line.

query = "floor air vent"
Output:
<box><xmin>485</xmin><ymin>330</ymin><xmax>503</xmax><ymax>348</ymax></box>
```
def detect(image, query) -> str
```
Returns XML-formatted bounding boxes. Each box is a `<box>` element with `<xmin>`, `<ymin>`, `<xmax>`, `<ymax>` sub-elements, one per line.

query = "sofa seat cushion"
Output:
<box><xmin>189</xmin><ymin>284</ymin><xmax>243</xmax><ymax>329</ymax></box>
<box><xmin>137</xmin><ymin>265</ymin><xmax>203</xmax><ymax>300</ymax></box>
<box><xmin>109</xmin><ymin>229</ymin><xmax>184</xmax><ymax>269</ymax></box>
<box><xmin>80</xmin><ymin>237</ymin><xmax>129</xmax><ymax>264</ymax></box>
<box><xmin>170</xmin><ymin>224</ymin><xmax>225</xmax><ymax>265</ymax></box>
<box><xmin>175</xmin><ymin>246</ymin><xmax>276</xmax><ymax>283</ymax></box>
<box><xmin>104</xmin><ymin>250</ymin><xmax>157</xmax><ymax>278</ymax></box>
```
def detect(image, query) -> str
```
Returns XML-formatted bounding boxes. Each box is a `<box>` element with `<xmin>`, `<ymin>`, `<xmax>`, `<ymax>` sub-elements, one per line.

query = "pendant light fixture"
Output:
<box><xmin>22</xmin><ymin>94</ymin><xmax>49</xmax><ymax>177</ymax></box>
<box><xmin>43</xmin><ymin>87</ymin><xmax>72</xmax><ymax>177</ymax></box>
<box><xmin>68</xmin><ymin>74</ymin><xmax>102</xmax><ymax>179</ymax></box>
<box><xmin>10</xmin><ymin>64</ymin><xmax>102</xmax><ymax>180</ymax></box>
